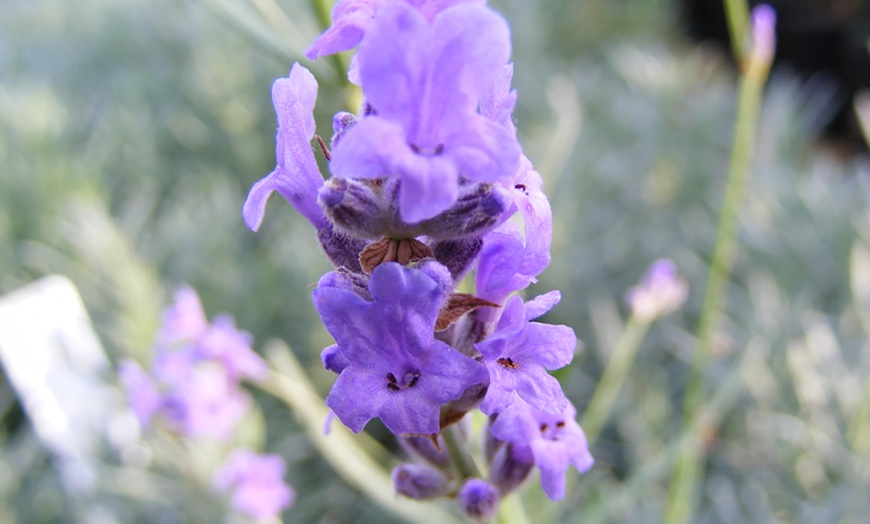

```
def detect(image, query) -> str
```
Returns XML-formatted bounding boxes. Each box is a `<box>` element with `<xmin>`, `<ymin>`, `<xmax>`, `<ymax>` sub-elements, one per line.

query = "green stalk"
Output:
<box><xmin>662</xmin><ymin>2</ymin><xmax>772</xmax><ymax>522</ymax></box>
<box><xmin>580</xmin><ymin>315</ymin><xmax>651</xmax><ymax>448</ymax></box>
<box><xmin>442</xmin><ymin>423</ymin><xmax>481</xmax><ymax>479</ymax></box>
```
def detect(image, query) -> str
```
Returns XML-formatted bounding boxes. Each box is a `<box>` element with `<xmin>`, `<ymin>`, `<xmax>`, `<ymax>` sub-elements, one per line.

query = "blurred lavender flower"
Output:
<box><xmin>624</xmin><ymin>259</ymin><xmax>689</xmax><ymax>321</ymax></box>
<box><xmin>213</xmin><ymin>449</ymin><xmax>295</xmax><ymax>520</ymax></box>
<box><xmin>119</xmin><ymin>286</ymin><xmax>265</xmax><ymax>440</ymax></box>
<box><xmin>329</xmin><ymin>2</ymin><xmax>520</xmax><ymax>223</ymax></box>
<box><xmin>490</xmin><ymin>399</ymin><xmax>594</xmax><ymax>500</ymax></box>
<box><xmin>305</xmin><ymin>0</ymin><xmax>486</xmax><ymax>62</ymax></box>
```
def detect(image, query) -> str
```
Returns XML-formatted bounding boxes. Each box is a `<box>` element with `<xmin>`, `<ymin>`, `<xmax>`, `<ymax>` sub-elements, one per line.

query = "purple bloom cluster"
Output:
<box><xmin>120</xmin><ymin>286</ymin><xmax>266</xmax><ymax>440</ymax></box>
<box><xmin>120</xmin><ymin>287</ymin><xmax>294</xmax><ymax>520</ymax></box>
<box><xmin>245</xmin><ymin>0</ymin><xmax>593</xmax><ymax>511</ymax></box>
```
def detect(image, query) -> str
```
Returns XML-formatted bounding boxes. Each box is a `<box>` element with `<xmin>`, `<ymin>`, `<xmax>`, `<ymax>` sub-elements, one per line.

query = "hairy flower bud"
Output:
<box><xmin>391</xmin><ymin>464</ymin><xmax>449</xmax><ymax>500</ymax></box>
<box><xmin>488</xmin><ymin>443</ymin><xmax>534</xmax><ymax>495</ymax></box>
<box><xmin>457</xmin><ymin>479</ymin><xmax>500</xmax><ymax>521</ymax></box>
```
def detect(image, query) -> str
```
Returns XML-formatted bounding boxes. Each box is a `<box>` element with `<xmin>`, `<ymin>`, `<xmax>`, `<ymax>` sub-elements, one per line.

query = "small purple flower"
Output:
<box><xmin>213</xmin><ymin>449</ymin><xmax>295</xmax><ymax>520</ymax></box>
<box><xmin>243</xmin><ymin>64</ymin><xmax>327</xmax><ymax>232</ymax></box>
<box><xmin>329</xmin><ymin>2</ymin><xmax>520</xmax><ymax>223</ymax></box>
<box><xmin>314</xmin><ymin>262</ymin><xmax>488</xmax><ymax>435</ymax></box>
<box><xmin>624</xmin><ymin>259</ymin><xmax>689</xmax><ymax>321</ymax></box>
<box><xmin>305</xmin><ymin>0</ymin><xmax>486</xmax><ymax>61</ymax></box>
<box><xmin>475</xmin><ymin>156</ymin><xmax>553</xmax><ymax>322</ymax></box>
<box><xmin>489</xmin><ymin>399</ymin><xmax>593</xmax><ymax>501</ymax></box>
<box><xmin>476</xmin><ymin>291</ymin><xmax>575</xmax><ymax>415</ymax></box>
<box><xmin>198</xmin><ymin>315</ymin><xmax>268</xmax><ymax>382</ymax></box>
<box><xmin>457</xmin><ymin>479</ymin><xmax>500</xmax><ymax>520</ymax></box>
<box><xmin>156</xmin><ymin>285</ymin><xmax>208</xmax><ymax>350</ymax></box>
<box><xmin>163</xmin><ymin>363</ymin><xmax>252</xmax><ymax>440</ymax></box>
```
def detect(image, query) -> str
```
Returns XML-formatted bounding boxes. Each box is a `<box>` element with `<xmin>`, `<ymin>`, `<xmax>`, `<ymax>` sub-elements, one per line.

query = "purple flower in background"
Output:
<box><xmin>314</xmin><ymin>262</ymin><xmax>488</xmax><ymax>434</ymax></box>
<box><xmin>490</xmin><ymin>399</ymin><xmax>593</xmax><ymax>500</ymax></box>
<box><xmin>162</xmin><ymin>363</ymin><xmax>252</xmax><ymax>440</ymax></box>
<box><xmin>243</xmin><ymin>64</ymin><xmax>327</xmax><ymax>232</ymax></box>
<box><xmin>119</xmin><ymin>286</ymin><xmax>265</xmax><ymax>441</ymax></box>
<box><xmin>625</xmin><ymin>259</ymin><xmax>689</xmax><ymax>321</ymax></box>
<box><xmin>476</xmin><ymin>291</ymin><xmax>574</xmax><ymax>415</ymax></box>
<box><xmin>156</xmin><ymin>285</ymin><xmax>208</xmax><ymax>349</ymax></box>
<box><xmin>305</xmin><ymin>0</ymin><xmax>486</xmax><ymax>61</ymax></box>
<box><xmin>118</xmin><ymin>361</ymin><xmax>162</xmax><ymax>428</ymax></box>
<box><xmin>329</xmin><ymin>2</ymin><xmax>520</xmax><ymax>223</ymax></box>
<box><xmin>213</xmin><ymin>449</ymin><xmax>295</xmax><ymax>520</ymax></box>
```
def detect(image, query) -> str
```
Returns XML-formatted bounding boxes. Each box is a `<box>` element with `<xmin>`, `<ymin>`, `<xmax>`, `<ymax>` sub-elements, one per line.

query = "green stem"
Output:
<box><xmin>724</xmin><ymin>0</ymin><xmax>750</xmax><ymax>60</ymax></box>
<box><xmin>580</xmin><ymin>315</ymin><xmax>651</xmax><ymax>448</ymax></box>
<box><xmin>442</xmin><ymin>423</ymin><xmax>481</xmax><ymax>479</ymax></box>
<box><xmin>663</xmin><ymin>2</ymin><xmax>772</xmax><ymax>522</ymax></box>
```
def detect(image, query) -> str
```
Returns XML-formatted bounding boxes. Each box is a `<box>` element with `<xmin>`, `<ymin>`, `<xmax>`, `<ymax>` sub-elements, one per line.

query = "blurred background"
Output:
<box><xmin>3</xmin><ymin>0</ymin><xmax>870</xmax><ymax>522</ymax></box>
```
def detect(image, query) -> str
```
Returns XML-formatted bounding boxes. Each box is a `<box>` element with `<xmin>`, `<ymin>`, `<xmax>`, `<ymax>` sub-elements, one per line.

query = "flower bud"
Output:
<box><xmin>399</xmin><ymin>435</ymin><xmax>450</xmax><ymax>468</ymax></box>
<box><xmin>489</xmin><ymin>443</ymin><xmax>534</xmax><ymax>495</ymax></box>
<box><xmin>457</xmin><ymin>479</ymin><xmax>500</xmax><ymax>521</ymax></box>
<box><xmin>391</xmin><ymin>464</ymin><xmax>449</xmax><ymax>500</ymax></box>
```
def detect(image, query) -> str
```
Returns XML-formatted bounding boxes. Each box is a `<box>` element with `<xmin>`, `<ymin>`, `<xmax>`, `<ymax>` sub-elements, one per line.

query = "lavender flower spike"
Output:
<box><xmin>625</xmin><ymin>259</ymin><xmax>688</xmax><ymax>321</ymax></box>
<box><xmin>330</xmin><ymin>2</ymin><xmax>521</xmax><ymax>223</ymax></box>
<box><xmin>314</xmin><ymin>262</ymin><xmax>488</xmax><ymax>435</ymax></box>
<box><xmin>243</xmin><ymin>63</ymin><xmax>327</xmax><ymax>231</ymax></box>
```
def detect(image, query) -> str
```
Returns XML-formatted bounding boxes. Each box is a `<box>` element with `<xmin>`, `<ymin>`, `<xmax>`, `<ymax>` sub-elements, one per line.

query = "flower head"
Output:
<box><xmin>314</xmin><ymin>262</ymin><xmax>488</xmax><ymax>434</ymax></box>
<box><xmin>330</xmin><ymin>2</ymin><xmax>520</xmax><ymax>223</ymax></box>
<box><xmin>476</xmin><ymin>291</ymin><xmax>575</xmax><ymax>415</ymax></box>
<box><xmin>489</xmin><ymin>399</ymin><xmax>593</xmax><ymax>500</ymax></box>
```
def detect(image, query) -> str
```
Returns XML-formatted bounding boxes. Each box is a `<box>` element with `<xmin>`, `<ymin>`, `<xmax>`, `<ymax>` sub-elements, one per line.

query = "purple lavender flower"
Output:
<box><xmin>624</xmin><ymin>259</ymin><xmax>689</xmax><ymax>321</ymax></box>
<box><xmin>120</xmin><ymin>286</ymin><xmax>265</xmax><ymax>441</ymax></box>
<box><xmin>305</xmin><ymin>0</ymin><xmax>486</xmax><ymax>62</ymax></box>
<box><xmin>314</xmin><ymin>262</ymin><xmax>488</xmax><ymax>435</ymax></box>
<box><xmin>457</xmin><ymin>479</ymin><xmax>500</xmax><ymax>520</ymax></box>
<box><xmin>243</xmin><ymin>64</ymin><xmax>327</xmax><ymax>232</ymax></box>
<box><xmin>213</xmin><ymin>449</ymin><xmax>295</xmax><ymax>520</ymax></box>
<box><xmin>489</xmin><ymin>398</ymin><xmax>594</xmax><ymax>501</ymax></box>
<box><xmin>156</xmin><ymin>285</ymin><xmax>208</xmax><ymax>350</ymax></box>
<box><xmin>329</xmin><ymin>2</ymin><xmax>520</xmax><ymax>223</ymax></box>
<box><xmin>162</xmin><ymin>363</ymin><xmax>252</xmax><ymax>440</ymax></box>
<box><xmin>476</xmin><ymin>291</ymin><xmax>575</xmax><ymax>415</ymax></box>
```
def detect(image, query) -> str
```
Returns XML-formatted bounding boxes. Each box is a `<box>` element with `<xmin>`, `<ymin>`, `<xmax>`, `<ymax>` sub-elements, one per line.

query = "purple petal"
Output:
<box><xmin>243</xmin><ymin>64</ymin><xmax>326</xmax><ymax>231</ymax></box>
<box><xmin>480</xmin><ymin>63</ymin><xmax>517</xmax><ymax>129</ymax></box>
<box><xmin>305</xmin><ymin>0</ymin><xmax>386</xmax><ymax>60</ymax></box>
<box><xmin>523</xmin><ymin>290</ymin><xmax>561</xmax><ymax>321</ymax></box>
<box><xmin>118</xmin><ymin>360</ymin><xmax>162</xmax><ymax>428</ymax></box>
<box><xmin>514</xmin><ymin>322</ymin><xmax>575</xmax><ymax>370</ymax></box>
<box><xmin>514</xmin><ymin>366</ymin><xmax>568</xmax><ymax>415</ymax></box>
